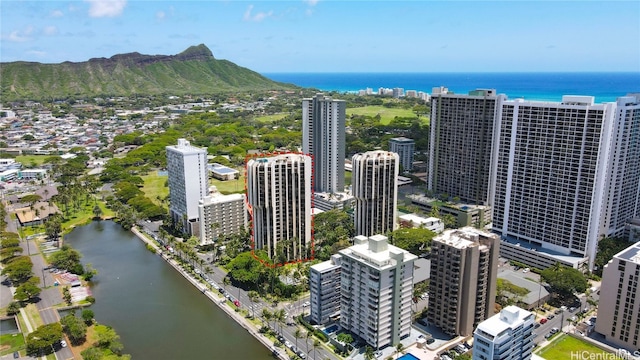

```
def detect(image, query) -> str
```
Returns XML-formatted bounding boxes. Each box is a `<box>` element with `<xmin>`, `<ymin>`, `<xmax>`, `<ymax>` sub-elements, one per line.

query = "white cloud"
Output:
<box><xmin>50</xmin><ymin>9</ymin><xmax>64</xmax><ymax>17</ymax></box>
<box><xmin>85</xmin><ymin>0</ymin><xmax>127</xmax><ymax>18</ymax></box>
<box><xmin>156</xmin><ymin>11</ymin><xmax>165</xmax><ymax>20</ymax></box>
<box><xmin>243</xmin><ymin>5</ymin><xmax>273</xmax><ymax>22</ymax></box>
<box><xmin>305</xmin><ymin>0</ymin><xmax>319</xmax><ymax>6</ymax></box>
<box><xmin>2</xmin><ymin>26</ymin><xmax>34</xmax><ymax>42</ymax></box>
<box><xmin>43</xmin><ymin>26</ymin><xmax>58</xmax><ymax>36</ymax></box>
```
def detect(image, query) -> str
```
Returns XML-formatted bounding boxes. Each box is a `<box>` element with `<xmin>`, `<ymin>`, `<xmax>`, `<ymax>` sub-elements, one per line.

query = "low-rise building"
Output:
<box><xmin>472</xmin><ymin>305</ymin><xmax>535</xmax><ymax>360</ymax></box>
<box><xmin>198</xmin><ymin>187</ymin><xmax>247</xmax><ymax>245</ymax></box>
<box><xmin>398</xmin><ymin>213</ymin><xmax>444</xmax><ymax>233</ymax></box>
<box><xmin>408</xmin><ymin>194</ymin><xmax>492</xmax><ymax>228</ymax></box>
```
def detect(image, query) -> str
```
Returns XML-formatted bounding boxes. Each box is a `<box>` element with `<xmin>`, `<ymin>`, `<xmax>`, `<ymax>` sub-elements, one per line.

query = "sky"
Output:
<box><xmin>1</xmin><ymin>0</ymin><xmax>639</xmax><ymax>73</ymax></box>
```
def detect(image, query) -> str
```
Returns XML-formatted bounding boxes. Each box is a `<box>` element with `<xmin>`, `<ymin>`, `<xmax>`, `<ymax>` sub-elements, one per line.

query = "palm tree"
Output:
<box><xmin>274</xmin><ymin>309</ymin><xmax>286</xmax><ymax>333</ymax></box>
<box><xmin>311</xmin><ymin>339</ymin><xmax>321</xmax><ymax>360</ymax></box>
<box><xmin>294</xmin><ymin>329</ymin><xmax>302</xmax><ymax>352</ymax></box>
<box><xmin>248</xmin><ymin>291</ymin><xmax>259</xmax><ymax>319</ymax></box>
<box><xmin>364</xmin><ymin>346</ymin><xmax>375</xmax><ymax>360</ymax></box>
<box><xmin>261</xmin><ymin>308</ymin><xmax>273</xmax><ymax>330</ymax></box>
<box><xmin>395</xmin><ymin>343</ymin><xmax>404</xmax><ymax>359</ymax></box>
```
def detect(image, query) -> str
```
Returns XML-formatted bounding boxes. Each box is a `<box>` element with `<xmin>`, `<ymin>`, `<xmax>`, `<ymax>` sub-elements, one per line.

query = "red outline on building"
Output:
<box><xmin>244</xmin><ymin>151</ymin><xmax>315</xmax><ymax>268</ymax></box>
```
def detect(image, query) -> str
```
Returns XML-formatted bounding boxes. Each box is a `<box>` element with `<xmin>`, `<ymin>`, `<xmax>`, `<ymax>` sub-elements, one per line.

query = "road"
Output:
<box><xmin>137</xmin><ymin>221</ymin><xmax>339</xmax><ymax>360</ymax></box>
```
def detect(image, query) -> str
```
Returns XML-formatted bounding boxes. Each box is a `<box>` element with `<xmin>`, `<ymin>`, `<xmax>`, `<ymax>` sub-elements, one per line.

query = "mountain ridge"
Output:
<box><xmin>1</xmin><ymin>44</ymin><xmax>294</xmax><ymax>100</ymax></box>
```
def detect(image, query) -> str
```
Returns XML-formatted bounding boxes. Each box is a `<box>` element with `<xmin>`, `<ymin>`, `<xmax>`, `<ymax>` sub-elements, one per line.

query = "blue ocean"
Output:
<box><xmin>262</xmin><ymin>72</ymin><xmax>640</xmax><ymax>103</ymax></box>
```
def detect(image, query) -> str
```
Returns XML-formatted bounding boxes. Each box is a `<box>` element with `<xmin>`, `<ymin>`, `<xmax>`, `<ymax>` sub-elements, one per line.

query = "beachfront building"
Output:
<box><xmin>198</xmin><ymin>187</ymin><xmax>247</xmax><ymax>245</ymax></box>
<box><xmin>246</xmin><ymin>153</ymin><xmax>312</xmax><ymax>262</ymax></box>
<box><xmin>352</xmin><ymin>151</ymin><xmax>399</xmax><ymax>237</ymax></box>
<box><xmin>493</xmin><ymin>95</ymin><xmax>640</xmax><ymax>271</ymax></box>
<box><xmin>472</xmin><ymin>305</ymin><xmax>535</xmax><ymax>360</ymax></box>
<box><xmin>595</xmin><ymin>241</ymin><xmax>640</xmax><ymax>352</ymax></box>
<box><xmin>166</xmin><ymin>139</ymin><xmax>208</xmax><ymax>236</ymax></box>
<box><xmin>339</xmin><ymin>235</ymin><xmax>417</xmax><ymax>349</ymax></box>
<box><xmin>427</xmin><ymin>227</ymin><xmax>499</xmax><ymax>337</ymax></box>
<box><xmin>429</xmin><ymin>88</ymin><xmax>506</xmax><ymax>205</ymax></box>
<box><xmin>389</xmin><ymin>137</ymin><xmax>415</xmax><ymax>172</ymax></box>
<box><xmin>302</xmin><ymin>93</ymin><xmax>346</xmax><ymax>194</ymax></box>
<box><xmin>309</xmin><ymin>254</ymin><xmax>342</xmax><ymax>325</ymax></box>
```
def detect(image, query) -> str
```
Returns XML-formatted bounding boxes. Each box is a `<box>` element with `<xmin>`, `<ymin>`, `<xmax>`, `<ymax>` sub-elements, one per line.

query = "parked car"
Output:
<box><xmin>60</xmin><ymin>340</ymin><xmax>67</xmax><ymax>348</ymax></box>
<box><xmin>540</xmin><ymin>318</ymin><xmax>548</xmax><ymax>324</ymax></box>
<box><xmin>548</xmin><ymin>315</ymin><xmax>555</xmax><ymax>320</ymax></box>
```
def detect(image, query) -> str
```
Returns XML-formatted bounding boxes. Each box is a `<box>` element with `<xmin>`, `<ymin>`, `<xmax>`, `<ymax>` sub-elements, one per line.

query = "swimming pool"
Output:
<box><xmin>398</xmin><ymin>353</ymin><xmax>420</xmax><ymax>360</ymax></box>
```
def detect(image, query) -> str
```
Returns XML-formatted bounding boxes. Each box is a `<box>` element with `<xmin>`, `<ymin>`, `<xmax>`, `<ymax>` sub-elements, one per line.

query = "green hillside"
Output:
<box><xmin>1</xmin><ymin>44</ymin><xmax>296</xmax><ymax>100</ymax></box>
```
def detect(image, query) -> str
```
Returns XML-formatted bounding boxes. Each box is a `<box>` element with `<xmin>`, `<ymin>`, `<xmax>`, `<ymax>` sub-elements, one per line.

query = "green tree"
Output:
<box><xmin>389</xmin><ymin>228</ymin><xmax>436</xmax><ymax>254</ymax></box>
<box><xmin>61</xmin><ymin>313</ymin><xmax>87</xmax><ymax>344</ymax></box>
<box><xmin>50</xmin><ymin>245</ymin><xmax>84</xmax><ymax>274</ymax></box>
<box><xmin>94</xmin><ymin>324</ymin><xmax>125</xmax><ymax>354</ymax></box>
<box><xmin>20</xmin><ymin>194</ymin><xmax>42</xmax><ymax>204</ymax></box>
<box><xmin>14</xmin><ymin>277</ymin><xmax>41</xmax><ymax>302</ymax></box>
<box><xmin>395</xmin><ymin>343</ymin><xmax>405</xmax><ymax>359</ymax></box>
<box><xmin>1</xmin><ymin>256</ymin><xmax>33</xmax><ymax>283</ymax></box>
<box><xmin>25</xmin><ymin>323</ymin><xmax>63</xmax><ymax>356</ymax></box>
<box><xmin>83</xmin><ymin>263</ymin><xmax>98</xmax><ymax>281</ymax></box>
<box><xmin>45</xmin><ymin>214</ymin><xmax>63</xmax><ymax>241</ymax></box>
<box><xmin>82</xmin><ymin>309</ymin><xmax>95</xmax><ymax>325</ymax></box>
<box><xmin>337</xmin><ymin>333</ymin><xmax>354</xmax><ymax>344</ymax></box>
<box><xmin>364</xmin><ymin>346</ymin><xmax>375</xmax><ymax>360</ymax></box>
<box><xmin>541</xmin><ymin>263</ymin><xmax>588</xmax><ymax>300</ymax></box>
<box><xmin>594</xmin><ymin>237</ymin><xmax>632</xmax><ymax>276</ymax></box>
<box><xmin>7</xmin><ymin>301</ymin><xmax>21</xmax><ymax>315</ymax></box>
<box><xmin>227</xmin><ymin>251</ymin><xmax>269</xmax><ymax>288</ymax></box>
<box><xmin>93</xmin><ymin>205</ymin><xmax>103</xmax><ymax>219</ymax></box>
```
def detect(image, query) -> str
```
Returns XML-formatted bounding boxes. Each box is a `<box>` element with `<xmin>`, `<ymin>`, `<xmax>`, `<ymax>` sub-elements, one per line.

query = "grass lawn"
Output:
<box><xmin>345</xmin><ymin>171</ymin><xmax>352</xmax><ymax>187</ymax></box>
<box><xmin>0</xmin><ymin>333</ymin><xmax>25</xmax><ymax>356</ymax></box>
<box><xmin>346</xmin><ymin>105</ymin><xmax>429</xmax><ymax>125</ymax></box>
<box><xmin>254</xmin><ymin>113</ymin><xmax>288</xmax><ymax>123</ymax></box>
<box><xmin>141</xmin><ymin>172</ymin><xmax>169</xmax><ymax>206</ymax></box>
<box><xmin>537</xmin><ymin>334</ymin><xmax>617</xmax><ymax>360</ymax></box>
<box><xmin>24</xmin><ymin>303</ymin><xmax>44</xmax><ymax>328</ymax></box>
<box><xmin>59</xmin><ymin>199</ymin><xmax>114</xmax><ymax>232</ymax></box>
<box><xmin>15</xmin><ymin>155</ymin><xmax>50</xmax><ymax>167</ymax></box>
<box><xmin>210</xmin><ymin>174</ymin><xmax>245</xmax><ymax>194</ymax></box>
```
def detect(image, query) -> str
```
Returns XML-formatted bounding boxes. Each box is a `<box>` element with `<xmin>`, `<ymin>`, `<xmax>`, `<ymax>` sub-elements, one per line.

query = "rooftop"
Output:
<box><xmin>615</xmin><ymin>241</ymin><xmax>640</xmax><ymax>264</ymax></box>
<box><xmin>476</xmin><ymin>305</ymin><xmax>533</xmax><ymax>337</ymax></box>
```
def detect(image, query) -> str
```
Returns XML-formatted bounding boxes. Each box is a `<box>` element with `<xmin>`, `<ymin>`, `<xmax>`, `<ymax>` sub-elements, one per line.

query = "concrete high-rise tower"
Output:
<box><xmin>493</xmin><ymin>95</ymin><xmax>640</xmax><ymax>270</ymax></box>
<box><xmin>302</xmin><ymin>93</ymin><xmax>346</xmax><ymax>194</ymax></box>
<box><xmin>166</xmin><ymin>138</ymin><xmax>208</xmax><ymax>235</ymax></box>
<box><xmin>389</xmin><ymin>137</ymin><xmax>415</xmax><ymax>172</ymax></box>
<box><xmin>595</xmin><ymin>241</ymin><xmax>640</xmax><ymax>352</ymax></box>
<box><xmin>429</xmin><ymin>88</ymin><xmax>506</xmax><ymax>205</ymax></box>
<box><xmin>339</xmin><ymin>235</ymin><xmax>417</xmax><ymax>349</ymax></box>
<box><xmin>352</xmin><ymin>151</ymin><xmax>399</xmax><ymax>237</ymax></box>
<box><xmin>427</xmin><ymin>227</ymin><xmax>499</xmax><ymax>337</ymax></box>
<box><xmin>246</xmin><ymin>153</ymin><xmax>312</xmax><ymax>262</ymax></box>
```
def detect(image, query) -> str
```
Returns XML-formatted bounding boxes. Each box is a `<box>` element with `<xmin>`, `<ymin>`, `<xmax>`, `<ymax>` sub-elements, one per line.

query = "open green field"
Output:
<box><xmin>210</xmin><ymin>174</ymin><xmax>245</xmax><ymax>194</ymax></box>
<box><xmin>15</xmin><ymin>155</ymin><xmax>50</xmax><ymax>166</ymax></box>
<box><xmin>0</xmin><ymin>332</ymin><xmax>25</xmax><ymax>356</ymax></box>
<box><xmin>346</xmin><ymin>106</ymin><xmax>429</xmax><ymax>125</ymax></box>
<box><xmin>59</xmin><ymin>199</ymin><xmax>114</xmax><ymax>232</ymax></box>
<box><xmin>142</xmin><ymin>172</ymin><xmax>169</xmax><ymax>205</ymax></box>
<box><xmin>254</xmin><ymin>113</ymin><xmax>288</xmax><ymax>123</ymax></box>
<box><xmin>537</xmin><ymin>334</ymin><xmax>619</xmax><ymax>360</ymax></box>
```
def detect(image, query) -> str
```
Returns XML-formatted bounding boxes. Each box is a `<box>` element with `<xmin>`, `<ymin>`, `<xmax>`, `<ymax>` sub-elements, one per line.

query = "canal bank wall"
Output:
<box><xmin>129</xmin><ymin>227</ymin><xmax>286</xmax><ymax>360</ymax></box>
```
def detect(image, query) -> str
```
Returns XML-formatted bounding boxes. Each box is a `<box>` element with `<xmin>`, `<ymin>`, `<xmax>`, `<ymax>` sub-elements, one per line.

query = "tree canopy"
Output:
<box><xmin>541</xmin><ymin>263</ymin><xmax>588</xmax><ymax>299</ymax></box>
<box><xmin>1</xmin><ymin>255</ymin><xmax>33</xmax><ymax>283</ymax></box>
<box><xmin>50</xmin><ymin>245</ymin><xmax>84</xmax><ymax>274</ymax></box>
<box><xmin>389</xmin><ymin>228</ymin><xmax>436</xmax><ymax>255</ymax></box>
<box><xmin>26</xmin><ymin>323</ymin><xmax>63</xmax><ymax>356</ymax></box>
<box><xmin>594</xmin><ymin>237</ymin><xmax>632</xmax><ymax>276</ymax></box>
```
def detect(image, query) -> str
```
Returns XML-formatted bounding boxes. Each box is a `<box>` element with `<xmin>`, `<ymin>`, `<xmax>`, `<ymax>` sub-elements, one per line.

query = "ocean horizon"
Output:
<box><xmin>262</xmin><ymin>72</ymin><xmax>640</xmax><ymax>103</ymax></box>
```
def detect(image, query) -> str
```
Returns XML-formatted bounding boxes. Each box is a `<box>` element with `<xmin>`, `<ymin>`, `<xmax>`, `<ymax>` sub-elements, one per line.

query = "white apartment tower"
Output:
<box><xmin>428</xmin><ymin>227</ymin><xmax>499</xmax><ymax>337</ymax></box>
<box><xmin>339</xmin><ymin>235</ymin><xmax>417</xmax><ymax>349</ymax></box>
<box><xmin>429</xmin><ymin>89</ymin><xmax>506</xmax><ymax>205</ymax></box>
<box><xmin>389</xmin><ymin>137</ymin><xmax>415</xmax><ymax>172</ymax></box>
<box><xmin>166</xmin><ymin>138</ymin><xmax>208</xmax><ymax>235</ymax></box>
<box><xmin>302</xmin><ymin>93</ymin><xmax>346</xmax><ymax>194</ymax></box>
<box><xmin>473</xmin><ymin>306</ymin><xmax>535</xmax><ymax>360</ymax></box>
<box><xmin>309</xmin><ymin>254</ymin><xmax>342</xmax><ymax>325</ymax></box>
<box><xmin>198</xmin><ymin>187</ymin><xmax>247</xmax><ymax>246</ymax></box>
<box><xmin>595</xmin><ymin>241</ymin><xmax>640</xmax><ymax>352</ymax></box>
<box><xmin>493</xmin><ymin>95</ymin><xmax>640</xmax><ymax>270</ymax></box>
<box><xmin>352</xmin><ymin>151</ymin><xmax>399</xmax><ymax>237</ymax></box>
<box><xmin>246</xmin><ymin>154</ymin><xmax>312</xmax><ymax>262</ymax></box>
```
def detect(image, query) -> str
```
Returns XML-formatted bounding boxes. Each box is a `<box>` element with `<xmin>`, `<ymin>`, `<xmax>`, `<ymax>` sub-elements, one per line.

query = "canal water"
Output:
<box><xmin>64</xmin><ymin>220</ymin><xmax>271</xmax><ymax>360</ymax></box>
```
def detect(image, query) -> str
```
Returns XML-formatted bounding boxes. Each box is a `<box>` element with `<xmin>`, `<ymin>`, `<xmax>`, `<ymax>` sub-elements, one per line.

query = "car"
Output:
<box><xmin>544</xmin><ymin>333</ymin><xmax>553</xmax><ymax>339</ymax></box>
<box><xmin>523</xmin><ymin>268</ymin><xmax>530</xmax><ymax>273</ymax></box>
<box><xmin>284</xmin><ymin>341</ymin><xmax>292</xmax><ymax>349</ymax></box>
<box><xmin>60</xmin><ymin>340</ymin><xmax>67</xmax><ymax>348</ymax></box>
<box><xmin>374</xmin><ymin>351</ymin><xmax>383</xmax><ymax>358</ymax></box>
<box><xmin>302</xmin><ymin>301</ymin><xmax>310</xmax><ymax>307</ymax></box>
<box><xmin>13</xmin><ymin>351</ymin><xmax>19</xmax><ymax>359</ymax></box>
<box><xmin>277</xmin><ymin>335</ymin><xmax>285</xmax><ymax>342</ymax></box>
<box><xmin>569</xmin><ymin>307</ymin><xmax>577</xmax><ymax>312</ymax></box>
<box><xmin>426</xmin><ymin>338</ymin><xmax>436</xmax><ymax>345</ymax></box>
<box><xmin>540</xmin><ymin>318</ymin><xmax>548</xmax><ymax>324</ymax></box>
<box><xmin>548</xmin><ymin>315</ymin><xmax>555</xmax><ymax>320</ymax></box>
<box><xmin>298</xmin><ymin>351</ymin><xmax>307</xmax><ymax>359</ymax></box>
<box><xmin>534</xmin><ymin>323</ymin><xmax>541</xmax><ymax>328</ymax></box>
<box><xmin>554</xmin><ymin>309</ymin><xmax>562</xmax><ymax>315</ymax></box>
